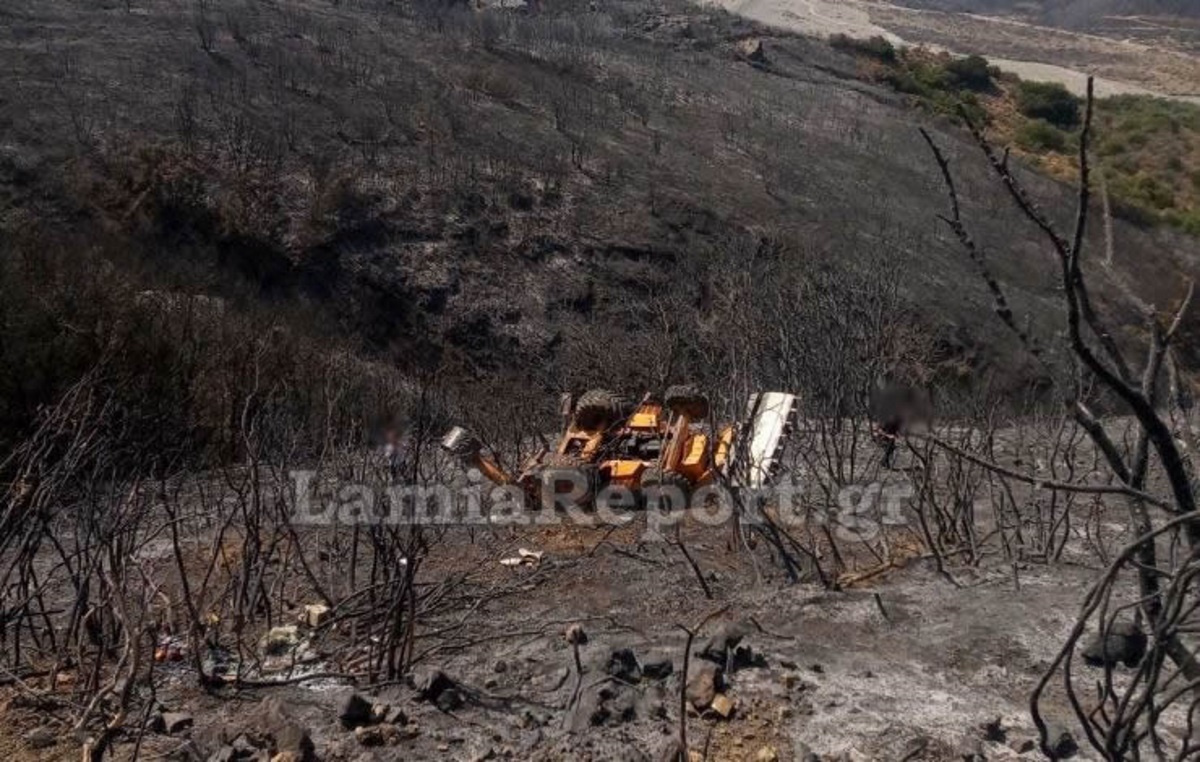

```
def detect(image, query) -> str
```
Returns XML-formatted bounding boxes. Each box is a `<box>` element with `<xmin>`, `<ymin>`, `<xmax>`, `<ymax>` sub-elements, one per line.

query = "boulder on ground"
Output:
<box><xmin>163</xmin><ymin>712</ymin><xmax>195</xmax><ymax>734</ymax></box>
<box><xmin>605</xmin><ymin>647</ymin><xmax>642</xmax><ymax>682</ymax></box>
<box><xmin>1083</xmin><ymin>620</ymin><xmax>1147</xmax><ymax>668</ymax></box>
<box><xmin>338</xmin><ymin>693</ymin><xmax>375</xmax><ymax>730</ymax></box>
<box><xmin>24</xmin><ymin>727</ymin><xmax>57</xmax><ymax>750</ymax></box>
<box><xmin>412</xmin><ymin>667</ymin><xmax>458</xmax><ymax>703</ymax></box>
<box><xmin>737</xmin><ymin>38</ymin><xmax>766</xmax><ymax>63</ymax></box>
<box><xmin>685</xmin><ymin>661</ymin><xmax>723</xmax><ymax>709</ymax></box>
<box><xmin>697</xmin><ymin>620</ymin><xmax>753</xmax><ymax>664</ymax></box>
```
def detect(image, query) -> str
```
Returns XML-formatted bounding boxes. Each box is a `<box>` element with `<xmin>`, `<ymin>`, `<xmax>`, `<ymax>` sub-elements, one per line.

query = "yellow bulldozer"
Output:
<box><xmin>441</xmin><ymin>387</ymin><xmax>798</xmax><ymax>510</ymax></box>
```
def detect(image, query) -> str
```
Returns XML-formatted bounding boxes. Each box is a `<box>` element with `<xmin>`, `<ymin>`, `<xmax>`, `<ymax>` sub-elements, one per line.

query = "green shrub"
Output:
<box><xmin>1015</xmin><ymin>119</ymin><xmax>1069</xmax><ymax>153</ymax></box>
<box><xmin>1016</xmin><ymin>81</ymin><xmax>1081</xmax><ymax>129</ymax></box>
<box><xmin>944</xmin><ymin>55</ymin><xmax>993</xmax><ymax>92</ymax></box>
<box><xmin>830</xmin><ymin>34</ymin><xmax>896</xmax><ymax>63</ymax></box>
<box><xmin>882</xmin><ymin>69</ymin><xmax>927</xmax><ymax>96</ymax></box>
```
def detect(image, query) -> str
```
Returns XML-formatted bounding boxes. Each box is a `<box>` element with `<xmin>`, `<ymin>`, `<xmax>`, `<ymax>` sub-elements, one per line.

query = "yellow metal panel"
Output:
<box><xmin>682</xmin><ymin>433</ymin><xmax>708</xmax><ymax>466</ymax></box>
<box><xmin>606</xmin><ymin>460</ymin><xmax>645</xmax><ymax>479</ymax></box>
<box><xmin>629</xmin><ymin>412</ymin><xmax>658</xmax><ymax>429</ymax></box>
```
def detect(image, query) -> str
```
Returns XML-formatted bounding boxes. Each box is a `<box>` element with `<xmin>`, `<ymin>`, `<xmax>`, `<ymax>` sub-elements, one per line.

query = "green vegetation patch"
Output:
<box><xmin>1015</xmin><ymin>81</ymin><xmax>1081</xmax><ymax>129</ymax></box>
<box><xmin>829</xmin><ymin>33</ymin><xmax>1199</xmax><ymax>235</ymax></box>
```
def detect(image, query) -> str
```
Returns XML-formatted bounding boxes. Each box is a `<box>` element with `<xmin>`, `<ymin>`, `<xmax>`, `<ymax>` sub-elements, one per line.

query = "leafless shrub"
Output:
<box><xmin>923</xmin><ymin>79</ymin><xmax>1199</xmax><ymax>759</ymax></box>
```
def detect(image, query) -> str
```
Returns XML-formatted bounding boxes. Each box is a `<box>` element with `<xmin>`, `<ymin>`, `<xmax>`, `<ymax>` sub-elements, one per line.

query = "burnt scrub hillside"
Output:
<box><xmin>1</xmin><ymin>0</ymin><xmax>1197</xmax><ymax>443</ymax></box>
<box><xmin>4</xmin><ymin>3</ymin><xmax>1200</xmax><ymax>761</ymax></box>
<box><xmin>888</xmin><ymin>0</ymin><xmax>1200</xmax><ymax>27</ymax></box>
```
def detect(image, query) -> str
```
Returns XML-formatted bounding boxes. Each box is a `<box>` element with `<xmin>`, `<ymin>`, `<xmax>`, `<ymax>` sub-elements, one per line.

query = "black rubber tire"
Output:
<box><xmin>640</xmin><ymin>466</ymin><xmax>691</xmax><ymax>512</ymax></box>
<box><xmin>664</xmin><ymin>384</ymin><xmax>709</xmax><ymax>420</ymax></box>
<box><xmin>573</xmin><ymin>389</ymin><xmax>630</xmax><ymax>431</ymax></box>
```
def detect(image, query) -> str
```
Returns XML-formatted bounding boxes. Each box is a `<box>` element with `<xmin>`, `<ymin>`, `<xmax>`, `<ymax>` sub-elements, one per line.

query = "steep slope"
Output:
<box><xmin>0</xmin><ymin>0</ymin><xmax>1196</xmax><ymax>402</ymax></box>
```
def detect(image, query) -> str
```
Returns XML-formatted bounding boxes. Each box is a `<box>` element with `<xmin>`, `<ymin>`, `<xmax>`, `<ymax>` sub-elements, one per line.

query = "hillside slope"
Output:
<box><xmin>890</xmin><ymin>0</ymin><xmax>1200</xmax><ymax>26</ymax></box>
<box><xmin>1</xmin><ymin>0</ymin><xmax>1196</xmax><ymax>410</ymax></box>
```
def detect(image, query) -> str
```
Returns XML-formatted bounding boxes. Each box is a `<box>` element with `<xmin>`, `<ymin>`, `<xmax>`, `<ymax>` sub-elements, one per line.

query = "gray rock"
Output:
<box><xmin>685</xmin><ymin>661</ymin><xmax>723</xmax><ymax>709</ymax></box>
<box><xmin>568</xmin><ymin>683</ymin><xmax>640</xmax><ymax>732</ymax></box>
<box><xmin>606</xmin><ymin>648</ymin><xmax>642</xmax><ymax>682</ymax></box>
<box><xmin>436</xmin><ymin>687</ymin><xmax>465</xmax><ymax>712</ymax></box>
<box><xmin>640</xmin><ymin>655</ymin><xmax>674</xmax><ymax>680</ymax></box>
<box><xmin>737</xmin><ymin>38</ymin><xmax>767</xmax><ymax>64</ymax></box>
<box><xmin>339</xmin><ymin>693</ymin><xmax>375</xmax><ymax>729</ymax></box>
<box><xmin>242</xmin><ymin>697</ymin><xmax>315</xmax><ymax>762</ymax></box>
<box><xmin>383</xmin><ymin>705</ymin><xmax>408</xmax><ymax>725</ymax></box>
<box><xmin>163</xmin><ymin>712</ymin><xmax>195</xmax><ymax>734</ymax></box>
<box><xmin>207</xmin><ymin>748</ymin><xmax>236</xmax><ymax>762</ymax></box>
<box><xmin>1083</xmin><ymin>621</ymin><xmax>1147</xmax><ymax>668</ymax></box>
<box><xmin>981</xmin><ymin>716</ymin><xmax>1006</xmax><ymax>743</ymax></box>
<box><xmin>145</xmin><ymin>712</ymin><xmax>167</xmax><ymax>733</ymax></box>
<box><xmin>413</xmin><ymin>667</ymin><xmax>457</xmax><ymax>702</ymax></box>
<box><xmin>698</xmin><ymin>621</ymin><xmax>752</xmax><ymax>660</ymax></box>
<box><xmin>24</xmin><ymin>727</ymin><xmax>57</xmax><ymax>750</ymax></box>
<box><xmin>1043</xmin><ymin>723</ymin><xmax>1079</xmax><ymax>759</ymax></box>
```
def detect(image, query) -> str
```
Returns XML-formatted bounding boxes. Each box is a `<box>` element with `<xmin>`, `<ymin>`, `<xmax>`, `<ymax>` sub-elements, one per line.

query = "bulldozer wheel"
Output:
<box><xmin>539</xmin><ymin>455</ymin><xmax>597</xmax><ymax>511</ymax></box>
<box><xmin>664</xmin><ymin>384</ymin><xmax>709</xmax><ymax>420</ymax></box>
<box><xmin>573</xmin><ymin>389</ymin><xmax>630</xmax><ymax>431</ymax></box>
<box><xmin>640</xmin><ymin>466</ymin><xmax>691</xmax><ymax>513</ymax></box>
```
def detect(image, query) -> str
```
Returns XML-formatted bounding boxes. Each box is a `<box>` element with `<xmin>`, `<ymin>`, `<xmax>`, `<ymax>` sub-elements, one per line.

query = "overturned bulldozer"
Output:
<box><xmin>442</xmin><ymin>387</ymin><xmax>797</xmax><ymax>510</ymax></box>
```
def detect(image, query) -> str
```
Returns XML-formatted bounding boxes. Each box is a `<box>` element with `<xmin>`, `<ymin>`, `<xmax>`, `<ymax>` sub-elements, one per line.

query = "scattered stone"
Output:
<box><xmin>437</xmin><ymin>688</ymin><xmax>465</xmax><ymax>712</ymax></box>
<box><xmin>606</xmin><ymin>648</ymin><xmax>642</xmax><ymax>682</ymax></box>
<box><xmin>163</xmin><ymin>712</ymin><xmax>195</xmax><ymax>734</ymax></box>
<box><xmin>780</xmin><ymin>659</ymin><xmax>799</xmax><ymax>670</ymax></box>
<box><xmin>484</xmin><ymin>677</ymin><xmax>499</xmax><ymax>690</ymax></box>
<box><xmin>641</xmin><ymin>655</ymin><xmax>673</xmax><ymax>680</ymax></box>
<box><xmin>686</xmin><ymin>661</ymin><xmax>723</xmax><ymax>709</ymax></box>
<box><xmin>242</xmin><ymin>697</ymin><xmax>315</xmax><ymax>762</ymax></box>
<box><xmin>568</xmin><ymin>683</ymin><xmax>643</xmax><ymax>731</ymax></box>
<box><xmin>981</xmin><ymin>716</ymin><xmax>1006</xmax><ymax>743</ymax></box>
<box><xmin>231</xmin><ymin>734</ymin><xmax>261</xmax><ymax>758</ymax></box>
<box><xmin>339</xmin><ymin>693</ymin><xmax>375</xmax><ymax>729</ymax></box>
<box><xmin>1083</xmin><ymin>620</ymin><xmax>1147</xmax><ymax>668</ymax></box>
<box><xmin>697</xmin><ymin>620</ymin><xmax>753</xmax><ymax>664</ymax></box>
<box><xmin>710</xmin><ymin>693</ymin><xmax>736</xmax><ymax>719</ymax></box>
<box><xmin>565</xmin><ymin>624</ymin><xmax>588</xmax><ymax>645</ymax></box>
<box><xmin>145</xmin><ymin>712</ymin><xmax>167</xmax><ymax>733</ymax></box>
<box><xmin>809</xmin><ymin>663</ymin><xmax>825</xmax><ymax>674</ymax></box>
<box><xmin>1044</xmin><ymin>723</ymin><xmax>1079</xmax><ymax>759</ymax></box>
<box><xmin>262</xmin><ymin>626</ymin><xmax>300</xmax><ymax>656</ymax></box>
<box><xmin>755</xmin><ymin>746</ymin><xmax>779</xmax><ymax>762</ymax></box>
<box><xmin>1013</xmin><ymin>738</ymin><xmax>1037</xmax><ymax>753</ymax></box>
<box><xmin>413</xmin><ymin>667</ymin><xmax>457</xmax><ymax>703</ymax></box>
<box><xmin>494</xmin><ymin>659</ymin><xmax>509</xmax><ymax>674</ymax></box>
<box><xmin>354</xmin><ymin>725</ymin><xmax>399</xmax><ymax>747</ymax></box>
<box><xmin>24</xmin><ymin>727</ymin><xmax>57</xmax><ymax>750</ymax></box>
<box><xmin>299</xmin><ymin>604</ymin><xmax>330</xmax><ymax>629</ymax></box>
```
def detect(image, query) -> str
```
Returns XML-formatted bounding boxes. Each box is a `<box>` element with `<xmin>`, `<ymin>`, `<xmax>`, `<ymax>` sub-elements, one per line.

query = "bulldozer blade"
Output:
<box><xmin>725</xmin><ymin>392</ymin><xmax>798</xmax><ymax>489</ymax></box>
<box><xmin>441</xmin><ymin>425</ymin><xmax>482</xmax><ymax>458</ymax></box>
